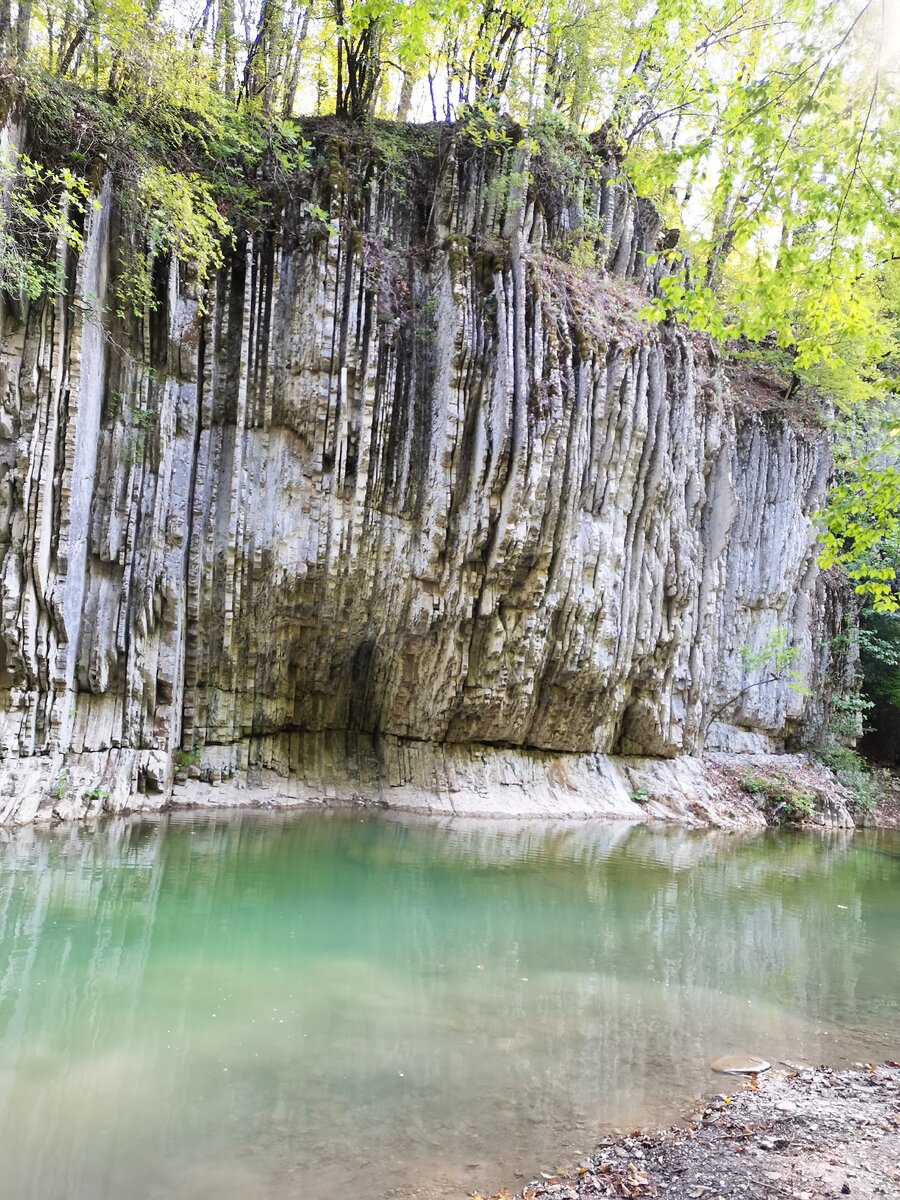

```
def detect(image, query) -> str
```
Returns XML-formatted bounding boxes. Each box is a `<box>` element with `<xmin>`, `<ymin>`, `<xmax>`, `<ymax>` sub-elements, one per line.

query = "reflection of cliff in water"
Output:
<box><xmin>0</xmin><ymin>814</ymin><xmax>897</xmax><ymax>1200</ymax></box>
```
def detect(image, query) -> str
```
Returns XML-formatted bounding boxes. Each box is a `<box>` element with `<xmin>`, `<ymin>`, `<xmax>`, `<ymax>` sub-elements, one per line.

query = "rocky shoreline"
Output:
<box><xmin>2</xmin><ymin>739</ymin><xmax>864</xmax><ymax>828</ymax></box>
<box><xmin>486</xmin><ymin>1065</ymin><xmax>899</xmax><ymax>1200</ymax></box>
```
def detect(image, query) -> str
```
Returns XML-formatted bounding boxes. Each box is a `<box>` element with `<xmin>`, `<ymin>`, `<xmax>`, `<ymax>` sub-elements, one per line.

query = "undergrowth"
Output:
<box><xmin>736</xmin><ymin>770</ymin><xmax>817</xmax><ymax>824</ymax></box>
<box><xmin>2</xmin><ymin>60</ymin><xmax>310</xmax><ymax>315</ymax></box>
<box><xmin>815</xmin><ymin>745</ymin><xmax>879</xmax><ymax>815</ymax></box>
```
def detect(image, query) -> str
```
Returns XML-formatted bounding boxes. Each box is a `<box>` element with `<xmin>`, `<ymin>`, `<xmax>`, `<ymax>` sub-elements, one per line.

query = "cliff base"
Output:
<box><xmin>2</xmin><ymin>741</ymin><xmax>856</xmax><ymax>829</ymax></box>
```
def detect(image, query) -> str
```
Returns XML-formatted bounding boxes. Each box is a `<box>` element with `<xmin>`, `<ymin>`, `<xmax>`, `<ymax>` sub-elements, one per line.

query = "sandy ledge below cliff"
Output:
<box><xmin>158</xmin><ymin>747</ymin><xmax>858</xmax><ymax>831</ymax></box>
<box><xmin>485</xmin><ymin>1065</ymin><xmax>900</xmax><ymax>1200</ymax></box>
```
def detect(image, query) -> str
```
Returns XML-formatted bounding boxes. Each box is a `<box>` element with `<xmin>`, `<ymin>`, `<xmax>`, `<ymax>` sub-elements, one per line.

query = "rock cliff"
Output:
<box><xmin>0</xmin><ymin>116</ymin><xmax>851</xmax><ymax>823</ymax></box>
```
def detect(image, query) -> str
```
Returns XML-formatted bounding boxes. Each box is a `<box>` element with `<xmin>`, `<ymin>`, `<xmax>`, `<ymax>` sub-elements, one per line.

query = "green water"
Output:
<box><xmin>0</xmin><ymin>813</ymin><xmax>897</xmax><ymax>1199</ymax></box>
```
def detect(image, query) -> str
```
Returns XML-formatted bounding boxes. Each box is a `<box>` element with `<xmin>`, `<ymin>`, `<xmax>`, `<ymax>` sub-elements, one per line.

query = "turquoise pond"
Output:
<box><xmin>0</xmin><ymin>812</ymin><xmax>897</xmax><ymax>1199</ymax></box>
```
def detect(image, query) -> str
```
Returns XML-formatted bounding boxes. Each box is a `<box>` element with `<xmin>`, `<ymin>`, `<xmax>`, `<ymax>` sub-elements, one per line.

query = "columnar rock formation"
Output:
<box><xmin>0</xmin><ymin>117</ymin><xmax>849</xmax><ymax>822</ymax></box>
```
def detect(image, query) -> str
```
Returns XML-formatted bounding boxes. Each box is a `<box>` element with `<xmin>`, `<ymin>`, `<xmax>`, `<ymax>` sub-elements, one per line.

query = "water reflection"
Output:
<box><xmin>0</xmin><ymin>813</ymin><xmax>897</xmax><ymax>1200</ymax></box>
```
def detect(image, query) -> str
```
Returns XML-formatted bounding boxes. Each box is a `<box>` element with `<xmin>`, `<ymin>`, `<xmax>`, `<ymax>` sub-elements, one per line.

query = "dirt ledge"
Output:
<box><xmin>488</xmin><ymin>1065</ymin><xmax>900</xmax><ymax>1200</ymax></box>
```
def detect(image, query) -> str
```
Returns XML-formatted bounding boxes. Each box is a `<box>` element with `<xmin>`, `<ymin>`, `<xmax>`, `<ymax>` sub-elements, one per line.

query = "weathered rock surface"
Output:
<box><xmin>0</xmin><ymin>117</ymin><xmax>852</xmax><ymax>823</ymax></box>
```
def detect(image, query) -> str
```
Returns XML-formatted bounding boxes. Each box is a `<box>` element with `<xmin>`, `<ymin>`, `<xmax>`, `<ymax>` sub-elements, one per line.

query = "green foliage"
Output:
<box><xmin>853</xmin><ymin>597</ymin><xmax>900</xmax><ymax>759</ymax></box>
<box><xmin>305</xmin><ymin>202</ymin><xmax>339</xmax><ymax>238</ymax></box>
<box><xmin>815</xmin><ymin>542</ymin><xmax>900</xmax><ymax>768</ymax></box>
<box><xmin>116</xmin><ymin>166</ymin><xmax>231</xmax><ymax>317</ymax></box>
<box><xmin>734</xmin><ymin>771</ymin><xmax>767</xmax><ymax>796</ymax></box>
<box><xmin>819</xmin><ymin>391</ymin><xmax>900</xmax><ymax>613</ymax></box>
<box><xmin>819</xmin><ymin>439</ymin><xmax>900</xmax><ymax>613</ymax></box>
<box><xmin>625</xmin><ymin>2</ymin><xmax>898</xmax><ymax>367</ymax></box>
<box><xmin>6</xmin><ymin>38</ymin><xmax>311</xmax><ymax>314</ymax></box>
<box><xmin>484</xmin><ymin>165</ymin><xmax>529</xmax><ymax>215</ymax></box>
<box><xmin>736</xmin><ymin>771</ymin><xmax>816</xmax><ymax>824</ymax></box>
<box><xmin>174</xmin><ymin>745</ymin><xmax>202</xmax><ymax>771</ymax></box>
<box><xmin>815</xmin><ymin>745</ymin><xmax>877</xmax><ymax>814</ymax></box>
<box><xmin>704</xmin><ymin>626</ymin><xmax>803</xmax><ymax>743</ymax></box>
<box><xmin>361</xmin><ymin>120</ymin><xmax>421</xmax><ymax>191</ymax></box>
<box><xmin>859</xmin><ymin>611</ymin><xmax>900</xmax><ymax>708</ymax></box>
<box><xmin>740</xmin><ymin>627</ymin><xmax>800</xmax><ymax>681</ymax></box>
<box><xmin>702</xmin><ymin>629</ymin><xmax>812</xmax><ymax>754</ymax></box>
<box><xmin>0</xmin><ymin>147</ymin><xmax>91</xmax><ymax>298</ymax></box>
<box><xmin>457</xmin><ymin>104</ymin><xmax>518</xmax><ymax>152</ymax></box>
<box><xmin>828</xmin><ymin>693</ymin><xmax>873</xmax><ymax>741</ymax></box>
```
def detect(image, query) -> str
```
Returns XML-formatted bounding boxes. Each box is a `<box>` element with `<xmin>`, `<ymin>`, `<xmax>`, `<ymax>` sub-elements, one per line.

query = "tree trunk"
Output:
<box><xmin>16</xmin><ymin>0</ymin><xmax>32</xmax><ymax>57</ymax></box>
<box><xmin>396</xmin><ymin>71</ymin><xmax>415</xmax><ymax>121</ymax></box>
<box><xmin>281</xmin><ymin>6</ymin><xmax>309</xmax><ymax>118</ymax></box>
<box><xmin>216</xmin><ymin>0</ymin><xmax>237</xmax><ymax>96</ymax></box>
<box><xmin>336</xmin><ymin>20</ymin><xmax>381</xmax><ymax>120</ymax></box>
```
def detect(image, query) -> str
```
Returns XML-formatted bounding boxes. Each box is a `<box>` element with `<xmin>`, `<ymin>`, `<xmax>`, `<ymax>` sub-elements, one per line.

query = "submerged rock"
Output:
<box><xmin>711</xmin><ymin>1054</ymin><xmax>772</xmax><ymax>1075</ymax></box>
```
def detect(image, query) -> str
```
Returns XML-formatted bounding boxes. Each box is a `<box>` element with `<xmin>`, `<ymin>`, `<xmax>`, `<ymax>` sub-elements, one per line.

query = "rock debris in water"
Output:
<box><xmin>710</xmin><ymin>1054</ymin><xmax>772</xmax><ymax>1075</ymax></box>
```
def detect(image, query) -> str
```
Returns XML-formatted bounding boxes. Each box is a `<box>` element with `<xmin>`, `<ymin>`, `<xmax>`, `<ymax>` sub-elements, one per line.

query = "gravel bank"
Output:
<box><xmin>487</xmin><ymin>1065</ymin><xmax>900</xmax><ymax>1200</ymax></box>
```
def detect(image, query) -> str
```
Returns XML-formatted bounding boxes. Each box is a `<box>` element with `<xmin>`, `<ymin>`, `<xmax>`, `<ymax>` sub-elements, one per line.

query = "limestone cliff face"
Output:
<box><xmin>0</xmin><ymin>118</ymin><xmax>849</xmax><ymax>823</ymax></box>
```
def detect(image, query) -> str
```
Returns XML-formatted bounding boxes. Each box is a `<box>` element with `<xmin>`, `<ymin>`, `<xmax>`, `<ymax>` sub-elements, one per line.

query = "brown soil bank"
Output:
<box><xmin>491</xmin><ymin>1065</ymin><xmax>899</xmax><ymax>1200</ymax></box>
